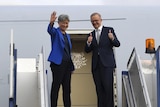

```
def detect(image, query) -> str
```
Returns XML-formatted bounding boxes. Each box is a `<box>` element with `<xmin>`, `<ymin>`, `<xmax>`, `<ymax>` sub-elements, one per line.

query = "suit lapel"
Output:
<box><xmin>57</xmin><ymin>27</ymin><xmax>65</xmax><ymax>42</ymax></box>
<box><xmin>93</xmin><ymin>31</ymin><xmax>98</xmax><ymax>45</ymax></box>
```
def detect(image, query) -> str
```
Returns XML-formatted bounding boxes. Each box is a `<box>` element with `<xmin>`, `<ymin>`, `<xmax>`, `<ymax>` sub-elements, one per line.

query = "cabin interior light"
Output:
<box><xmin>145</xmin><ymin>38</ymin><xmax>156</xmax><ymax>54</ymax></box>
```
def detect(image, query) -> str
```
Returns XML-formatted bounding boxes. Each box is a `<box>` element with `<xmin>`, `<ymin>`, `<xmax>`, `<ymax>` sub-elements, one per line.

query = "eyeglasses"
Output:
<box><xmin>91</xmin><ymin>20</ymin><xmax>100</xmax><ymax>23</ymax></box>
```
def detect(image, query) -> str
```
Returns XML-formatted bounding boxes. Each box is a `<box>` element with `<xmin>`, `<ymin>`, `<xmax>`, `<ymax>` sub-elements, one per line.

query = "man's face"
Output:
<box><xmin>91</xmin><ymin>14</ymin><xmax>102</xmax><ymax>29</ymax></box>
<box><xmin>58</xmin><ymin>20</ymin><xmax>69</xmax><ymax>32</ymax></box>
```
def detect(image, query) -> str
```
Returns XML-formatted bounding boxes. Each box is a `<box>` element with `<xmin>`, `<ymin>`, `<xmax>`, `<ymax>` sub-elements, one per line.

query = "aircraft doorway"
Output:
<box><xmin>57</xmin><ymin>34</ymin><xmax>97</xmax><ymax>107</ymax></box>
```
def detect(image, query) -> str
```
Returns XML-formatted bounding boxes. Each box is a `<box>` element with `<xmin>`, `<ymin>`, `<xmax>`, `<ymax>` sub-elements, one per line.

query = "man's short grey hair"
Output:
<box><xmin>58</xmin><ymin>14</ymin><xmax>70</xmax><ymax>22</ymax></box>
<box><xmin>90</xmin><ymin>12</ymin><xmax>101</xmax><ymax>19</ymax></box>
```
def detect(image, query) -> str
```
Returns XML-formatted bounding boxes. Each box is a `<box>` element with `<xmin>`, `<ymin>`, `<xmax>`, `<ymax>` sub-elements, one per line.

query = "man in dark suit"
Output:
<box><xmin>85</xmin><ymin>12</ymin><xmax>120</xmax><ymax>107</ymax></box>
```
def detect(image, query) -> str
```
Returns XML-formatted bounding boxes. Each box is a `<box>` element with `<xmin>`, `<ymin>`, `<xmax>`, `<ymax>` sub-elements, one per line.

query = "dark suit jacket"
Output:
<box><xmin>85</xmin><ymin>26</ymin><xmax>120</xmax><ymax>71</ymax></box>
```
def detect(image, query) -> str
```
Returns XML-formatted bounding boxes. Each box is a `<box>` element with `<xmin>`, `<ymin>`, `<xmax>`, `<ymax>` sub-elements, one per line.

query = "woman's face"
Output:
<box><xmin>58</xmin><ymin>20</ymin><xmax>69</xmax><ymax>33</ymax></box>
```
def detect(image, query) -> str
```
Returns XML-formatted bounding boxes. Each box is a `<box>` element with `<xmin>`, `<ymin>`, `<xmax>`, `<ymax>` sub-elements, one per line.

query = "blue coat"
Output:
<box><xmin>47</xmin><ymin>24</ymin><xmax>73</xmax><ymax>66</ymax></box>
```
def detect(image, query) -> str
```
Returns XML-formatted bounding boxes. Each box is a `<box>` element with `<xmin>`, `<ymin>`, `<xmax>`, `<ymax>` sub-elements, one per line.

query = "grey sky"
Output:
<box><xmin>0</xmin><ymin>0</ymin><xmax>160</xmax><ymax>6</ymax></box>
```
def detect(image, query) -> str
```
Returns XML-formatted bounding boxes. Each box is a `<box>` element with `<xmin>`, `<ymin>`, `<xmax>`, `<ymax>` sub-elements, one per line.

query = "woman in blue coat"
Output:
<box><xmin>47</xmin><ymin>11</ymin><xmax>75</xmax><ymax>107</ymax></box>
